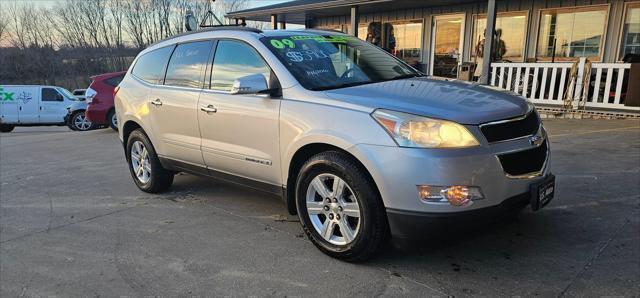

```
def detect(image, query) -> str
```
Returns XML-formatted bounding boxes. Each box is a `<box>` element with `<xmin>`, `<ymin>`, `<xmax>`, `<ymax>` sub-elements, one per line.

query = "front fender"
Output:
<box><xmin>279</xmin><ymin>99</ymin><xmax>395</xmax><ymax>185</ymax></box>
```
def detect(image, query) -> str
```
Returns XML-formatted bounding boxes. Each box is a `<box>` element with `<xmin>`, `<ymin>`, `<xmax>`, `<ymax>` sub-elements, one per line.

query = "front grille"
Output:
<box><xmin>497</xmin><ymin>141</ymin><xmax>547</xmax><ymax>177</ymax></box>
<box><xmin>480</xmin><ymin>112</ymin><xmax>540</xmax><ymax>143</ymax></box>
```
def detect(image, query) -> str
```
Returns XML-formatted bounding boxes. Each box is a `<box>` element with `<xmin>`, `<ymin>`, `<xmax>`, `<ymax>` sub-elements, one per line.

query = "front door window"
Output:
<box><xmin>432</xmin><ymin>15</ymin><xmax>464</xmax><ymax>78</ymax></box>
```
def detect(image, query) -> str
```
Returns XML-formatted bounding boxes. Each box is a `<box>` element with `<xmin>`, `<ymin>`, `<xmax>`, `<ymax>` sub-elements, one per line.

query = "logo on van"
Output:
<box><xmin>18</xmin><ymin>92</ymin><xmax>32</xmax><ymax>104</ymax></box>
<box><xmin>0</xmin><ymin>87</ymin><xmax>15</xmax><ymax>102</ymax></box>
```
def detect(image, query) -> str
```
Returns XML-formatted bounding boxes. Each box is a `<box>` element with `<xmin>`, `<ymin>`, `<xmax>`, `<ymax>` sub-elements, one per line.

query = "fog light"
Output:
<box><xmin>417</xmin><ymin>185</ymin><xmax>484</xmax><ymax>206</ymax></box>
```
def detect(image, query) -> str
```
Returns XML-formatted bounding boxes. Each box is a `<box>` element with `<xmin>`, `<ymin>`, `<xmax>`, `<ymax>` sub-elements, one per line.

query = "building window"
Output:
<box><xmin>382</xmin><ymin>20</ymin><xmax>423</xmax><ymax>67</ymax></box>
<box><xmin>620</xmin><ymin>2</ymin><xmax>640</xmax><ymax>60</ymax></box>
<box><xmin>356</xmin><ymin>20</ymin><xmax>422</xmax><ymax>67</ymax></box>
<box><xmin>472</xmin><ymin>12</ymin><xmax>528</xmax><ymax>62</ymax></box>
<box><xmin>537</xmin><ymin>6</ymin><xmax>608</xmax><ymax>61</ymax></box>
<box><xmin>358</xmin><ymin>22</ymin><xmax>382</xmax><ymax>47</ymax></box>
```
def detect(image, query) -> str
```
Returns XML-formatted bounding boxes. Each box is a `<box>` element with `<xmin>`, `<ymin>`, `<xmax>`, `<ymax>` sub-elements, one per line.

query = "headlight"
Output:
<box><xmin>372</xmin><ymin>109</ymin><xmax>479</xmax><ymax>148</ymax></box>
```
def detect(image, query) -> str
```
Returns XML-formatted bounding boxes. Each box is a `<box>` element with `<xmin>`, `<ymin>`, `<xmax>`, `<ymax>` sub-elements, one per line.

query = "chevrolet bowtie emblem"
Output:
<box><xmin>529</xmin><ymin>135</ymin><xmax>544</xmax><ymax>146</ymax></box>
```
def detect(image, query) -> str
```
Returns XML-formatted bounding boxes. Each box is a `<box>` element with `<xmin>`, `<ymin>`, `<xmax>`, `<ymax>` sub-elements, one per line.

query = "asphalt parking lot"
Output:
<box><xmin>1</xmin><ymin>119</ymin><xmax>639</xmax><ymax>296</ymax></box>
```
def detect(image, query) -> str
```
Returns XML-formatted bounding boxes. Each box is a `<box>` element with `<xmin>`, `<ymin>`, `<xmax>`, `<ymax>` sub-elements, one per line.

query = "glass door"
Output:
<box><xmin>430</xmin><ymin>14</ymin><xmax>465</xmax><ymax>78</ymax></box>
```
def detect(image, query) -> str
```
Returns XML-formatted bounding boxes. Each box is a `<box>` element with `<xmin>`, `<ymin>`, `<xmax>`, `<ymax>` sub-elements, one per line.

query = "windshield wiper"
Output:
<box><xmin>311</xmin><ymin>81</ymin><xmax>374</xmax><ymax>91</ymax></box>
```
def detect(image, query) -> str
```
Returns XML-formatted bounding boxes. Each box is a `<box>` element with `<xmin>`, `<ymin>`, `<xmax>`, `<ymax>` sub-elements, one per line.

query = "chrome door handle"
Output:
<box><xmin>200</xmin><ymin>105</ymin><xmax>217</xmax><ymax>113</ymax></box>
<box><xmin>150</xmin><ymin>99</ymin><xmax>162</xmax><ymax>106</ymax></box>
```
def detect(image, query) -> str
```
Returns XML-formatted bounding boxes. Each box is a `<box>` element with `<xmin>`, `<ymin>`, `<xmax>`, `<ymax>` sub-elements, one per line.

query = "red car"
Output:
<box><xmin>85</xmin><ymin>71</ymin><xmax>126</xmax><ymax>130</ymax></box>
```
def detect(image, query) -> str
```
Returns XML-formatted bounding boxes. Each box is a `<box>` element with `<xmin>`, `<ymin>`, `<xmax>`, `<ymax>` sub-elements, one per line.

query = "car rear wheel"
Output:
<box><xmin>69</xmin><ymin>111</ymin><xmax>94</xmax><ymax>131</ymax></box>
<box><xmin>0</xmin><ymin>124</ymin><xmax>15</xmax><ymax>133</ymax></box>
<box><xmin>126</xmin><ymin>129</ymin><xmax>174</xmax><ymax>193</ymax></box>
<box><xmin>296</xmin><ymin>151</ymin><xmax>389</xmax><ymax>262</ymax></box>
<box><xmin>108</xmin><ymin>110</ymin><xmax>118</xmax><ymax>131</ymax></box>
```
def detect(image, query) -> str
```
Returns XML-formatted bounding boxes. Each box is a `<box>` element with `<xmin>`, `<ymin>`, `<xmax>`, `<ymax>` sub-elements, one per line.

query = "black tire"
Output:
<box><xmin>68</xmin><ymin>110</ymin><xmax>95</xmax><ymax>131</ymax></box>
<box><xmin>0</xmin><ymin>124</ymin><xmax>15</xmax><ymax>133</ymax></box>
<box><xmin>126</xmin><ymin>129</ymin><xmax>174</xmax><ymax>193</ymax></box>
<box><xmin>295</xmin><ymin>151</ymin><xmax>389</xmax><ymax>262</ymax></box>
<box><xmin>107</xmin><ymin>110</ymin><xmax>118</xmax><ymax>131</ymax></box>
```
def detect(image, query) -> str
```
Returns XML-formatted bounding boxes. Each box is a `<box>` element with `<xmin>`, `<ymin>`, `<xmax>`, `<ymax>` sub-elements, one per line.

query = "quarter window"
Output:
<box><xmin>41</xmin><ymin>88</ymin><xmax>63</xmax><ymax>102</ymax></box>
<box><xmin>620</xmin><ymin>3</ymin><xmax>640</xmax><ymax>60</ymax></box>
<box><xmin>132</xmin><ymin>46</ymin><xmax>174</xmax><ymax>84</ymax></box>
<box><xmin>210</xmin><ymin>40</ymin><xmax>271</xmax><ymax>92</ymax></box>
<box><xmin>472</xmin><ymin>12</ymin><xmax>528</xmax><ymax>62</ymax></box>
<box><xmin>537</xmin><ymin>6</ymin><xmax>608</xmax><ymax>61</ymax></box>
<box><xmin>164</xmin><ymin>41</ymin><xmax>213</xmax><ymax>88</ymax></box>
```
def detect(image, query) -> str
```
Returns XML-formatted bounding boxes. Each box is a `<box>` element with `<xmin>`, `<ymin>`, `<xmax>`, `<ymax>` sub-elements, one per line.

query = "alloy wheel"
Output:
<box><xmin>111</xmin><ymin>113</ymin><xmax>118</xmax><ymax>127</ymax></box>
<box><xmin>130</xmin><ymin>140</ymin><xmax>151</xmax><ymax>184</ymax></box>
<box><xmin>305</xmin><ymin>173</ymin><xmax>361</xmax><ymax>245</ymax></box>
<box><xmin>73</xmin><ymin>113</ymin><xmax>92</xmax><ymax>131</ymax></box>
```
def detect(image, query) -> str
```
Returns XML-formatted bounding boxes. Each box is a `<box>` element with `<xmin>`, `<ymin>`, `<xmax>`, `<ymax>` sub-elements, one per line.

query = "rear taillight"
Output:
<box><xmin>85</xmin><ymin>86</ymin><xmax>97</xmax><ymax>104</ymax></box>
<box><xmin>113</xmin><ymin>86</ymin><xmax>120</xmax><ymax>98</ymax></box>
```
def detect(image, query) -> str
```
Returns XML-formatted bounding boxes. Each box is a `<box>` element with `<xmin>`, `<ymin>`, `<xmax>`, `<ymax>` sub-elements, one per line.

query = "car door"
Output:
<box><xmin>39</xmin><ymin>87</ymin><xmax>66</xmax><ymax>123</ymax></box>
<box><xmin>16</xmin><ymin>86</ymin><xmax>39</xmax><ymax>123</ymax></box>
<box><xmin>198</xmin><ymin>39</ymin><xmax>282</xmax><ymax>186</ymax></box>
<box><xmin>1</xmin><ymin>86</ymin><xmax>24</xmax><ymax>123</ymax></box>
<box><xmin>147</xmin><ymin>40</ymin><xmax>214</xmax><ymax>168</ymax></box>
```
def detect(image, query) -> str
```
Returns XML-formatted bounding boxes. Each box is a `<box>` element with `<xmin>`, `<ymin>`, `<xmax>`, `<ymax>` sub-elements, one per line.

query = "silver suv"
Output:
<box><xmin>115</xmin><ymin>27</ymin><xmax>555</xmax><ymax>261</ymax></box>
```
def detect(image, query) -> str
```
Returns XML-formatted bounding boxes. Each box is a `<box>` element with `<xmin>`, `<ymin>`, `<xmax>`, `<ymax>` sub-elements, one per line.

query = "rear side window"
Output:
<box><xmin>164</xmin><ymin>41</ymin><xmax>213</xmax><ymax>88</ymax></box>
<box><xmin>132</xmin><ymin>46</ymin><xmax>174</xmax><ymax>84</ymax></box>
<box><xmin>104</xmin><ymin>75</ymin><xmax>124</xmax><ymax>87</ymax></box>
<box><xmin>210</xmin><ymin>40</ymin><xmax>271</xmax><ymax>91</ymax></box>
<box><xmin>41</xmin><ymin>88</ymin><xmax>63</xmax><ymax>102</ymax></box>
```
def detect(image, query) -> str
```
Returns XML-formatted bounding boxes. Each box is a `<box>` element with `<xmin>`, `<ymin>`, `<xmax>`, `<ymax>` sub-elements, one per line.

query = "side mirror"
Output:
<box><xmin>230</xmin><ymin>74</ymin><xmax>269</xmax><ymax>95</ymax></box>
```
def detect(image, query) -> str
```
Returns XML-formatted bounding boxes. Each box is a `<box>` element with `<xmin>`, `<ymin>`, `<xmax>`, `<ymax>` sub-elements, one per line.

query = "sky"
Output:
<box><xmin>0</xmin><ymin>0</ymin><xmax>292</xmax><ymax>9</ymax></box>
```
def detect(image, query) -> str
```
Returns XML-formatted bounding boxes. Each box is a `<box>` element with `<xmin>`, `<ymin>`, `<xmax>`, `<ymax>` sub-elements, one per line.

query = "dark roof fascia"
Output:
<box><xmin>226</xmin><ymin>0</ymin><xmax>392</xmax><ymax>18</ymax></box>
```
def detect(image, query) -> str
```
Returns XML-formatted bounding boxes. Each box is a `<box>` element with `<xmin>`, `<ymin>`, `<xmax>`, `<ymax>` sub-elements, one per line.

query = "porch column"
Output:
<box><xmin>279</xmin><ymin>21</ymin><xmax>286</xmax><ymax>30</ymax></box>
<box><xmin>271</xmin><ymin>14</ymin><xmax>278</xmax><ymax>30</ymax></box>
<box><xmin>350</xmin><ymin>6</ymin><xmax>359</xmax><ymax>36</ymax></box>
<box><xmin>479</xmin><ymin>0</ymin><xmax>497</xmax><ymax>85</ymax></box>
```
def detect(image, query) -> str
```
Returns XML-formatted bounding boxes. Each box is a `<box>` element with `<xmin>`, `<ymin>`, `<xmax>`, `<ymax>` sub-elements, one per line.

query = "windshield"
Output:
<box><xmin>261</xmin><ymin>34</ymin><xmax>422</xmax><ymax>91</ymax></box>
<box><xmin>57</xmin><ymin>87</ymin><xmax>77</xmax><ymax>100</ymax></box>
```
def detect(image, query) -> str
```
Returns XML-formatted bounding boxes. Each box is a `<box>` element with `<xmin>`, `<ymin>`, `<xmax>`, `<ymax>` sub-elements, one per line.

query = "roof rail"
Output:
<box><xmin>148</xmin><ymin>26</ymin><xmax>263</xmax><ymax>48</ymax></box>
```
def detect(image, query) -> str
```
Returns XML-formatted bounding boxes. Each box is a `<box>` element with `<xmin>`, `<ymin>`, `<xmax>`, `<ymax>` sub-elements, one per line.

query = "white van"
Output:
<box><xmin>0</xmin><ymin>85</ymin><xmax>77</xmax><ymax>132</ymax></box>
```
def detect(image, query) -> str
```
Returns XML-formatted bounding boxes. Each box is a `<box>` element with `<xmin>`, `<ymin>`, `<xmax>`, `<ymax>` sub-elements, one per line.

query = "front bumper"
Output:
<box><xmin>386</xmin><ymin>191</ymin><xmax>531</xmax><ymax>238</ymax></box>
<box><xmin>349</xmin><ymin>135</ymin><xmax>551</xmax><ymax>237</ymax></box>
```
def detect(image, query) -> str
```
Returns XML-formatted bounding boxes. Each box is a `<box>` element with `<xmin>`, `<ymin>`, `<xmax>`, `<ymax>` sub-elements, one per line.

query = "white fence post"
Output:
<box><xmin>486</xmin><ymin>61</ymin><xmax>637</xmax><ymax>111</ymax></box>
<box><xmin>572</xmin><ymin>57</ymin><xmax>587</xmax><ymax>109</ymax></box>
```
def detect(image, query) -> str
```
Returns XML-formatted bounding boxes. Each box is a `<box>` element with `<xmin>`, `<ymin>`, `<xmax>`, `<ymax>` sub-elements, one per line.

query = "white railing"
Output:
<box><xmin>490</xmin><ymin>60</ymin><xmax>638</xmax><ymax>111</ymax></box>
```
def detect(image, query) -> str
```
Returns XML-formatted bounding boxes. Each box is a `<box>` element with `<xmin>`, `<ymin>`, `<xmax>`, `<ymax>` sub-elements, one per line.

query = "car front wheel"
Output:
<box><xmin>296</xmin><ymin>151</ymin><xmax>389</xmax><ymax>262</ymax></box>
<box><xmin>126</xmin><ymin>129</ymin><xmax>174</xmax><ymax>193</ymax></box>
<box><xmin>69</xmin><ymin>111</ymin><xmax>94</xmax><ymax>131</ymax></box>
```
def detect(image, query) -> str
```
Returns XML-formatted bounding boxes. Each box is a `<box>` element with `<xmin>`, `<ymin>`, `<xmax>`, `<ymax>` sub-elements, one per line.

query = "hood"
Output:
<box><xmin>323</xmin><ymin>77</ymin><xmax>529</xmax><ymax>125</ymax></box>
<box><xmin>67</xmin><ymin>101</ymin><xmax>88</xmax><ymax>112</ymax></box>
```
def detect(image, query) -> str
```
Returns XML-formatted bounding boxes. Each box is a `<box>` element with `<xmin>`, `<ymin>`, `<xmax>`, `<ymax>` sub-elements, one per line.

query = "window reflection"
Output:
<box><xmin>537</xmin><ymin>6</ymin><xmax>608</xmax><ymax>60</ymax></box>
<box><xmin>164</xmin><ymin>41</ymin><xmax>213</xmax><ymax>88</ymax></box>
<box><xmin>383</xmin><ymin>20</ymin><xmax>423</xmax><ymax>67</ymax></box>
<box><xmin>620</xmin><ymin>3</ymin><xmax>640</xmax><ymax>60</ymax></box>
<box><xmin>472</xmin><ymin>12</ymin><xmax>527</xmax><ymax>62</ymax></box>
<box><xmin>210</xmin><ymin>40</ymin><xmax>271</xmax><ymax>92</ymax></box>
<box><xmin>132</xmin><ymin>46</ymin><xmax>174</xmax><ymax>84</ymax></box>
